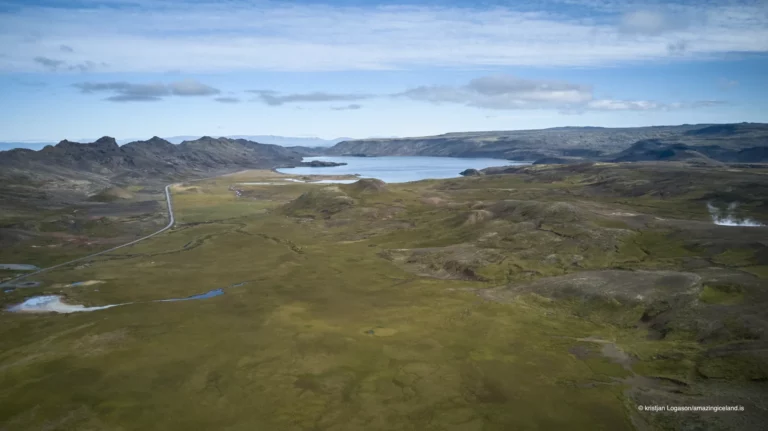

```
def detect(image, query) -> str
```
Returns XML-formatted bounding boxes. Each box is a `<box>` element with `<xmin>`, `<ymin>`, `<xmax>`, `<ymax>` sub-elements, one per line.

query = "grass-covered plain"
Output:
<box><xmin>1</xmin><ymin>164</ymin><xmax>767</xmax><ymax>430</ymax></box>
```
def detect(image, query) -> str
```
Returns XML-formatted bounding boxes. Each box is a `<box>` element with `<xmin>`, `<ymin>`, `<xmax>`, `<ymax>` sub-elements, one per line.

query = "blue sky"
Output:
<box><xmin>0</xmin><ymin>0</ymin><xmax>766</xmax><ymax>141</ymax></box>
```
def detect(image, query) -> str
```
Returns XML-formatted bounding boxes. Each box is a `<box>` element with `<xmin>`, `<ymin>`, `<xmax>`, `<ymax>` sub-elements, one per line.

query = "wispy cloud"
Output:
<box><xmin>690</xmin><ymin>100</ymin><xmax>728</xmax><ymax>108</ymax></box>
<box><xmin>168</xmin><ymin>79</ymin><xmax>219</xmax><ymax>96</ymax></box>
<box><xmin>106</xmin><ymin>94</ymin><xmax>163</xmax><ymax>102</ymax></box>
<box><xmin>397</xmin><ymin>75</ymin><xmax>593</xmax><ymax>110</ymax></box>
<box><xmin>619</xmin><ymin>10</ymin><xmax>690</xmax><ymax>36</ymax></box>
<box><xmin>33</xmin><ymin>56</ymin><xmax>64</xmax><ymax>70</ymax></box>
<box><xmin>59</xmin><ymin>44</ymin><xmax>74</xmax><ymax>53</ymax></box>
<box><xmin>33</xmin><ymin>55</ymin><xmax>104</xmax><ymax>72</ymax></box>
<box><xmin>2</xmin><ymin>1</ymin><xmax>766</xmax><ymax>72</ymax></box>
<box><xmin>68</xmin><ymin>60</ymin><xmax>104</xmax><ymax>72</ymax></box>
<box><xmin>73</xmin><ymin>79</ymin><xmax>220</xmax><ymax>102</ymax></box>
<box><xmin>397</xmin><ymin>74</ymin><xmax>723</xmax><ymax>112</ymax></box>
<box><xmin>666</xmin><ymin>40</ymin><xmax>689</xmax><ymax>55</ymax></box>
<box><xmin>331</xmin><ymin>104</ymin><xmax>362</xmax><ymax>111</ymax></box>
<box><xmin>214</xmin><ymin>97</ymin><xmax>241</xmax><ymax>104</ymax></box>
<box><xmin>248</xmin><ymin>90</ymin><xmax>372</xmax><ymax>106</ymax></box>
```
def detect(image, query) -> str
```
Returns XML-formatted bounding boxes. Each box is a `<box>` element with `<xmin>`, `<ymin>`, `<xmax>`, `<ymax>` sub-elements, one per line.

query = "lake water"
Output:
<box><xmin>277</xmin><ymin>156</ymin><xmax>526</xmax><ymax>183</ymax></box>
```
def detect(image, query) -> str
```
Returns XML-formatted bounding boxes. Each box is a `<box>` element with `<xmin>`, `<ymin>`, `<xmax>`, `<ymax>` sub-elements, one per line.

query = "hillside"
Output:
<box><xmin>327</xmin><ymin>123</ymin><xmax>768</xmax><ymax>162</ymax></box>
<box><xmin>0</xmin><ymin>136</ymin><xmax>303</xmax><ymax>213</ymax></box>
<box><xmin>160</xmin><ymin>135</ymin><xmax>352</xmax><ymax>147</ymax></box>
<box><xmin>0</xmin><ymin>135</ymin><xmax>354</xmax><ymax>151</ymax></box>
<box><xmin>0</xmin><ymin>136</ymin><xmax>301</xmax><ymax>183</ymax></box>
<box><xmin>2</xmin><ymin>163</ymin><xmax>767</xmax><ymax>431</ymax></box>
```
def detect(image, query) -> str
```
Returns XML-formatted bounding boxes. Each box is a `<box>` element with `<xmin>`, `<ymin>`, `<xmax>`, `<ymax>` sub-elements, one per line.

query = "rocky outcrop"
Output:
<box><xmin>346</xmin><ymin>178</ymin><xmax>387</xmax><ymax>193</ymax></box>
<box><xmin>297</xmin><ymin>160</ymin><xmax>348</xmax><ymax>167</ymax></box>
<box><xmin>281</xmin><ymin>188</ymin><xmax>356</xmax><ymax>218</ymax></box>
<box><xmin>459</xmin><ymin>168</ymin><xmax>483</xmax><ymax>176</ymax></box>
<box><xmin>532</xmin><ymin>157</ymin><xmax>584</xmax><ymax>165</ymax></box>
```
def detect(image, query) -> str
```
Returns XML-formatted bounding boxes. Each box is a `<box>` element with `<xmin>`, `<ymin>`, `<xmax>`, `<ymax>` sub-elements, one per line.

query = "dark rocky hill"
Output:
<box><xmin>607</xmin><ymin>139</ymin><xmax>767</xmax><ymax>164</ymax></box>
<box><xmin>0</xmin><ymin>136</ymin><xmax>303</xmax><ymax>208</ymax></box>
<box><xmin>607</xmin><ymin>140</ymin><xmax>720</xmax><ymax>164</ymax></box>
<box><xmin>0</xmin><ymin>136</ymin><xmax>302</xmax><ymax>184</ymax></box>
<box><xmin>326</xmin><ymin>123</ymin><xmax>768</xmax><ymax>163</ymax></box>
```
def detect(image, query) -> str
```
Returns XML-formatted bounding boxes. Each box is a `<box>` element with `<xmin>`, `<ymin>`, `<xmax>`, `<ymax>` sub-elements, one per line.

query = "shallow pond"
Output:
<box><xmin>0</xmin><ymin>264</ymin><xmax>40</xmax><ymax>271</ymax></box>
<box><xmin>7</xmin><ymin>283</ymin><xmax>244</xmax><ymax>314</ymax></box>
<box><xmin>8</xmin><ymin>295</ymin><xmax>125</xmax><ymax>313</ymax></box>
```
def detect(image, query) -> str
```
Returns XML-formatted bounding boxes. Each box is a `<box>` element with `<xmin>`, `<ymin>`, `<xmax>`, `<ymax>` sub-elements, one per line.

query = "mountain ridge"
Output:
<box><xmin>0</xmin><ymin>135</ymin><xmax>303</xmax><ymax>190</ymax></box>
<box><xmin>0</xmin><ymin>135</ymin><xmax>356</xmax><ymax>151</ymax></box>
<box><xmin>326</xmin><ymin>122</ymin><xmax>768</xmax><ymax>163</ymax></box>
<box><xmin>3</xmin><ymin>123</ymin><xmax>767</xmax><ymax>192</ymax></box>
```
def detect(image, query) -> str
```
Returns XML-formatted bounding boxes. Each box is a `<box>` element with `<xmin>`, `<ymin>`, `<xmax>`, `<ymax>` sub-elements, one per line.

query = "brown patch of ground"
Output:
<box><xmin>478</xmin><ymin>270</ymin><xmax>702</xmax><ymax>305</ymax></box>
<box><xmin>380</xmin><ymin>245</ymin><xmax>506</xmax><ymax>281</ymax></box>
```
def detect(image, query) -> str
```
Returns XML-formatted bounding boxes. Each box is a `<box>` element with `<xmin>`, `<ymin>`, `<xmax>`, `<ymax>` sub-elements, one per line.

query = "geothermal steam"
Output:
<box><xmin>707</xmin><ymin>202</ymin><xmax>764</xmax><ymax>227</ymax></box>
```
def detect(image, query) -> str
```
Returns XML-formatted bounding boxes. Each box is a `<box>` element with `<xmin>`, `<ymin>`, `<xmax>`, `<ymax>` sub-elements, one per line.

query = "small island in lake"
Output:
<box><xmin>297</xmin><ymin>160</ymin><xmax>348</xmax><ymax>167</ymax></box>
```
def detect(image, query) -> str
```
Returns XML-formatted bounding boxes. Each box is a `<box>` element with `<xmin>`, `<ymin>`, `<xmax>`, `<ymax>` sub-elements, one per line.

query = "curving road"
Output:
<box><xmin>1</xmin><ymin>184</ymin><xmax>177</xmax><ymax>288</ymax></box>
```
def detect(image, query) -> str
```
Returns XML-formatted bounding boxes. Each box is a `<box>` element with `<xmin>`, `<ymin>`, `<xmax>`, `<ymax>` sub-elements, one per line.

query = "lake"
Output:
<box><xmin>276</xmin><ymin>156</ymin><xmax>527</xmax><ymax>183</ymax></box>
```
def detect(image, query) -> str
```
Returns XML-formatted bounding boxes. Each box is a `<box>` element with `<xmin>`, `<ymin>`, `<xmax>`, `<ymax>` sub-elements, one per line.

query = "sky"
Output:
<box><xmin>0</xmin><ymin>0</ymin><xmax>766</xmax><ymax>141</ymax></box>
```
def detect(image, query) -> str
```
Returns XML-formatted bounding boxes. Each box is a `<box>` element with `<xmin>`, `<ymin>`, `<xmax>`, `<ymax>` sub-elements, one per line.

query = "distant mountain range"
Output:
<box><xmin>6</xmin><ymin>124</ymin><xmax>767</xmax><ymax>162</ymax></box>
<box><xmin>327</xmin><ymin>123</ymin><xmax>768</xmax><ymax>163</ymax></box>
<box><xmin>161</xmin><ymin>135</ymin><xmax>354</xmax><ymax>147</ymax></box>
<box><xmin>0</xmin><ymin>136</ymin><xmax>303</xmax><ymax>196</ymax></box>
<box><xmin>0</xmin><ymin>135</ymin><xmax>356</xmax><ymax>152</ymax></box>
<box><xmin>2</xmin><ymin>124</ymin><xmax>766</xmax><ymax>197</ymax></box>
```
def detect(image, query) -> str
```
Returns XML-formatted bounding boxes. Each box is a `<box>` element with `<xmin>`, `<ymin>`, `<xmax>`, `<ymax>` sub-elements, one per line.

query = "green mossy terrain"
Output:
<box><xmin>1</xmin><ymin>164</ymin><xmax>766</xmax><ymax>430</ymax></box>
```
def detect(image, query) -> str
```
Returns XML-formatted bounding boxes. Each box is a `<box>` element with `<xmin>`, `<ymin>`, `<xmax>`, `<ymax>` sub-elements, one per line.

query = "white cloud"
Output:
<box><xmin>467</xmin><ymin>76</ymin><xmax>593</xmax><ymax>104</ymax></box>
<box><xmin>248</xmin><ymin>90</ymin><xmax>372</xmax><ymax>106</ymax></box>
<box><xmin>619</xmin><ymin>10</ymin><xmax>687</xmax><ymax>35</ymax></box>
<box><xmin>69</xmin><ymin>73</ymin><xmax>725</xmax><ymax>111</ymax></box>
<box><xmin>397</xmin><ymin>78</ymin><xmax>594</xmax><ymax>110</ymax></box>
<box><xmin>586</xmin><ymin>99</ymin><xmax>661</xmax><ymax>110</ymax></box>
<box><xmin>0</xmin><ymin>1</ymin><xmax>765</xmax><ymax>72</ymax></box>
<box><xmin>331</xmin><ymin>104</ymin><xmax>363</xmax><ymax>111</ymax></box>
<box><xmin>397</xmin><ymin>75</ymin><xmax>595</xmax><ymax>110</ymax></box>
<box><xmin>398</xmin><ymin>74</ymin><xmax>722</xmax><ymax>111</ymax></box>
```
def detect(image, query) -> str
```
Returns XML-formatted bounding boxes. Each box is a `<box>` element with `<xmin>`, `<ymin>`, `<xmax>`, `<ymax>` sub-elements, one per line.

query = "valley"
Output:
<box><xmin>1</xmin><ymin>160</ymin><xmax>767</xmax><ymax>430</ymax></box>
<box><xmin>4</xmin><ymin>0</ymin><xmax>767</xmax><ymax>428</ymax></box>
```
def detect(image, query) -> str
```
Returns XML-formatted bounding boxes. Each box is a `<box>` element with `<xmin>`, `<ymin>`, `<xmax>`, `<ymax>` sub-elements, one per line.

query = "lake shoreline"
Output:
<box><xmin>276</xmin><ymin>156</ymin><xmax>529</xmax><ymax>183</ymax></box>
